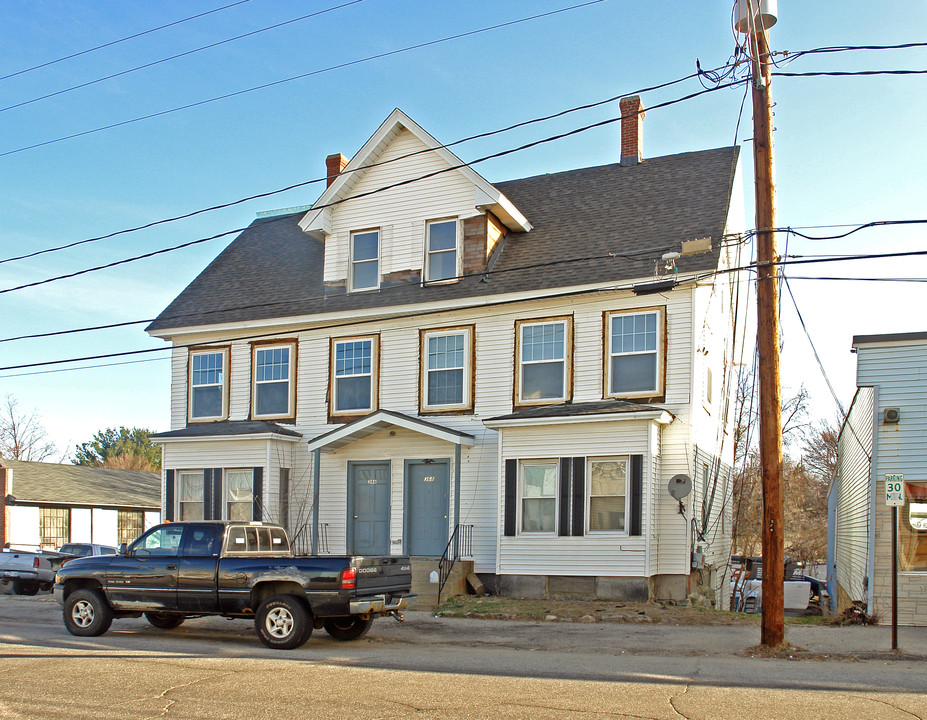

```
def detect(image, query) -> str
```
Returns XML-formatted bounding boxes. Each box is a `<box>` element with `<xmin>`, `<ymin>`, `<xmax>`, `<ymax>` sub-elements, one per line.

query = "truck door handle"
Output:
<box><xmin>166</xmin><ymin>564</ymin><xmax>177</xmax><ymax>571</ymax></box>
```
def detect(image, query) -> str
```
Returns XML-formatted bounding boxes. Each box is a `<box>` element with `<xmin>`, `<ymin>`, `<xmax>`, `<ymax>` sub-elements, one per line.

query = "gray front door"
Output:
<box><xmin>406</xmin><ymin>461</ymin><xmax>449</xmax><ymax>556</ymax></box>
<box><xmin>348</xmin><ymin>462</ymin><xmax>390</xmax><ymax>555</ymax></box>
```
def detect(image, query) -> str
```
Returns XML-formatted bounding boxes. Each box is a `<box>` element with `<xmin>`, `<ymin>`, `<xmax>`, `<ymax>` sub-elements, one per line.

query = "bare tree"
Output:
<box><xmin>0</xmin><ymin>395</ymin><xmax>58</xmax><ymax>462</ymax></box>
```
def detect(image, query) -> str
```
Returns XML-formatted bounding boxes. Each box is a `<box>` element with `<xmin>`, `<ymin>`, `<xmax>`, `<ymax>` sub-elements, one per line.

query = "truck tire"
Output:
<box><xmin>255</xmin><ymin>595</ymin><xmax>311</xmax><ymax>650</ymax></box>
<box><xmin>12</xmin><ymin>580</ymin><xmax>40</xmax><ymax>596</ymax></box>
<box><xmin>145</xmin><ymin>612</ymin><xmax>185</xmax><ymax>630</ymax></box>
<box><xmin>323</xmin><ymin>615</ymin><xmax>374</xmax><ymax>641</ymax></box>
<box><xmin>63</xmin><ymin>589</ymin><xmax>113</xmax><ymax>637</ymax></box>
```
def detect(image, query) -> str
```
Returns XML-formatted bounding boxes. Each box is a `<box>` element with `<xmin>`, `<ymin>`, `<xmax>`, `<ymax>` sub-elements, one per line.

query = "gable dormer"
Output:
<box><xmin>299</xmin><ymin>109</ymin><xmax>530</xmax><ymax>293</ymax></box>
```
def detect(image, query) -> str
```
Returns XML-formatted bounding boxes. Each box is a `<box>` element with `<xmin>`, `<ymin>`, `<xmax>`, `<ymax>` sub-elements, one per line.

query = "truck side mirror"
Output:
<box><xmin>117</xmin><ymin>543</ymin><xmax>128</xmax><ymax>556</ymax></box>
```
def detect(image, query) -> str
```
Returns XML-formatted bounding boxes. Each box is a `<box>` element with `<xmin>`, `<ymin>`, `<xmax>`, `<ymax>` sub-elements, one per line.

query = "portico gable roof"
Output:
<box><xmin>306</xmin><ymin>409</ymin><xmax>475</xmax><ymax>453</ymax></box>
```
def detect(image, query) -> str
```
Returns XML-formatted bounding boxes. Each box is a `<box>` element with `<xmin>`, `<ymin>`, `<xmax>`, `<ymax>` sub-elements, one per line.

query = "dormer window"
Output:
<box><xmin>425</xmin><ymin>219</ymin><xmax>459</xmax><ymax>282</ymax></box>
<box><xmin>351</xmin><ymin>229</ymin><xmax>379</xmax><ymax>291</ymax></box>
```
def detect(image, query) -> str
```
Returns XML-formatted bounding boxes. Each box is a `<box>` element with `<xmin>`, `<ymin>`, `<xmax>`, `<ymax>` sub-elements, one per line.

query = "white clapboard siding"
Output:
<box><xmin>162</xmin><ymin>438</ymin><xmax>272</xmax><ymax>470</ymax></box>
<box><xmin>228</xmin><ymin>342</ymin><xmax>252</xmax><ymax>421</ymax></box>
<box><xmin>835</xmin><ymin>386</ymin><xmax>874</xmax><ymax>603</ymax></box>
<box><xmin>323</xmin><ymin>129</ymin><xmax>478</xmax><ymax>283</ymax></box>
<box><xmin>164</xmin><ymin>274</ymin><xmax>722</xmax><ymax>578</ymax></box>
<box><xmin>497</xmin><ymin>421</ymin><xmax>651</xmax><ymax>576</ymax></box>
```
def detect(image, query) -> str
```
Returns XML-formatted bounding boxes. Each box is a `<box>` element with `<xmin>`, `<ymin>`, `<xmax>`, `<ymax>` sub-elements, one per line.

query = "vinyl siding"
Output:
<box><xmin>834</xmin><ymin>386</ymin><xmax>874</xmax><ymax>605</ymax></box>
<box><xmin>855</xmin><ymin>340</ymin><xmax>927</xmax><ymax>624</ymax></box>
<box><xmin>323</xmin><ymin>128</ymin><xmax>479</xmax><ymax>284</ymax></box>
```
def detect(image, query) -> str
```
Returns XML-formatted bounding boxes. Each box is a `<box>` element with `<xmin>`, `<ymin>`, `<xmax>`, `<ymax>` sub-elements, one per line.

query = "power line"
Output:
<box><xmin>0</xmin><ymin>68</ymin><xmax>704</xmax><ymax>266</ymax></box>
<box><xmin>773</xmin><ymin>69</ymin><xmax>927</xmax><ymax>78</ymax></box>
<box><xmin>0</xmin><ymin>0</ymin><xmax>253</xmax><ymax>82</ymax></box>
<box><xmin>782</xmin><ymin>275</ymin><xmax>846</xmax><ymax>419</ymax></box>
<box><xmin>0</xmin><ymin>79</ymin><xmax>746</xmax><ymax>295</ymax></box>
<box><xmin>6</xmin><ymin>237</ymin><xmax>927</xmax><ymax>374</ymax></box>
<box><xmin>1</xmin><ymin>239</ymin><xmax>681</xmax><ymax>344</ymax></box>
<box><xmin>0</xmin><ymin>0</ymin><xmax>607</xmax><ymax>159</ymax></box>
<box><xmin>0</xmin><ymin>0</ymin><xmax>367</xmax><ymax>114</ymax></box>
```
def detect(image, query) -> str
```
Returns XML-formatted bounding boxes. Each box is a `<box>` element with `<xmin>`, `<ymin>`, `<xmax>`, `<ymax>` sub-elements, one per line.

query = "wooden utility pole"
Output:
<box><xmin>751</xmin><ymin>24</ymin><xmax>784</xmax><ymax>646</ymax></box>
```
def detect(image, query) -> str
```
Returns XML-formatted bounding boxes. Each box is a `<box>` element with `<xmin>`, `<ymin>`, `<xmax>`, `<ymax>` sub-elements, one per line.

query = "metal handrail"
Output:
<box><xmin>437</xmin><ymin>524</ymin><xmax>473</xmax><ymax>604</ymax></box>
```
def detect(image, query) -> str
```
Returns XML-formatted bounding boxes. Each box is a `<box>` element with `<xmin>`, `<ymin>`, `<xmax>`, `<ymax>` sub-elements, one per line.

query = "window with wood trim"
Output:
<box><xmin>587</xmin><ymin>457</ymin><xmax>628</xmax><ymax>532</ymax></box>
<box><xmin>421</xmin><ymin>326</ymin><xmax>473</xmax><ymax>412</ymax></box>
<box><xmin>189</xmin><ymin>348</ymin><xmax>228</xmax><ymax>421</ymax></box>
<box><xmin>606</xmin><ymin>308</ymin><xmax>665</xmax><ymax>398</ymax></box>
<box><xmin>39</xmin><ymin>507</ymin><xmax>69</xmax><ymax>548</ymax></box>
<box><xmin>252</xmin><ymin>342</ymin><xmax>295</xmax><ymax>419</ymax></box>
<box><xmin>226</xmin><ymin>469</ymin><xmax>254</xmax><ymax>521</ymax></box>
<box><xmin>520</xmin><ymin>460</ymin><xmax>558</xmax><ymax>533</ymax></box>
<box><xmin>901</xmin><ymin>482</ymin><xmax>927</xmax><ymax>571</ymax></box>
<box><xmin>117</xmin><ymin>510</ymin><xmax>145</xmax><ymax>546</ymax></box>
<box><xmin>350</xmin><ymin>229</ymin><xmax>379</xmax><ymax>291</ymax></box>
<box><xmin>424</xmin><ymin>219</ymin><xmax>459</xmax><ymax>282</ymax></box>
<box><xmin>331</xmin><ymin>336</ymin><xmax>378</xmax><ymax>415</ymax></box>
<box><xmin>178</xmin><ymin>471</ymin><xmax>204</xmax><ymax>521</ymax></box>
<box><xmin>516</xmin><ymin>317</ymin><xmax>572</xmax><ymax>404</ymax></box>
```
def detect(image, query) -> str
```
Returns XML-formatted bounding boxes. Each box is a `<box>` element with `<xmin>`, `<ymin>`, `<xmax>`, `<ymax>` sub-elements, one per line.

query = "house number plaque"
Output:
<box><xmin>423</xmin><ymin>476</ymin><xmax>435</xmax><ymax>482</ymax></box>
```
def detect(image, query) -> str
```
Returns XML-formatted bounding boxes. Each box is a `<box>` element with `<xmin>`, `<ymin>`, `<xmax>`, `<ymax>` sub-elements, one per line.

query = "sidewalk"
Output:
<box><xmin>382</xmin><ymin>610</ymin><xmax>927</xmax><ymax>660</ymax></box>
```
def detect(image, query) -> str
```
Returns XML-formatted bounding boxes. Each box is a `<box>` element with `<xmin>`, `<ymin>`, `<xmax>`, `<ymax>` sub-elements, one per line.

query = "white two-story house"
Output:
<box><xmin>148</xmin><ymin>101</ymin><xmax>744</xmax><ymax>606</ymax></box>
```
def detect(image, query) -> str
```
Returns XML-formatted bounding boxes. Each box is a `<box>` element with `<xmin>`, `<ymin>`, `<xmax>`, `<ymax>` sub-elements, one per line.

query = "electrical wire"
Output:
<box><xmin>0</xmin><ymin>1</ymin><xmax>368</xmax><ymax>114</ymax></box>
<box><xmin>773</xmin><ymin>69</ymin><xmax>927</xmax><ymax>78</ymax></box>
<box><xmin>0</xmin><ymin>78</ymin><xmax>747</xmax><ymax>295</ymax></box>
<box><xmin>782</xmin><ymin>274</ymin><xmax>846</xmax><ymax>420</ymax></box>
<box><xmin>0</xmin><ymin>67</ymin><xmax>707</xmax><ymax>266</ymax></box>
<box><xmin>0</xmin><ymin>0</ymin><xmax>607</xmax><ymax>159</ymax></box>
<box><xmin>0</xmin><ymin>0</ymin><xmax>253</xmax><ymax>82</ymax></box>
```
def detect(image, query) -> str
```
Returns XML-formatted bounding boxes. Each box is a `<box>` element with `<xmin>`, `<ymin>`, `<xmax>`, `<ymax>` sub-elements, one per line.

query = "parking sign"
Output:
<box><xmin>885</xmin><ymin>474</ymin><xmax>905</xmax><ymax>506</ymax></box>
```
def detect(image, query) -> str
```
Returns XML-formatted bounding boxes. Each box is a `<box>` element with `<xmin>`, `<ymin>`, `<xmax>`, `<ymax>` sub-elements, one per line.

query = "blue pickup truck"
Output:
<box><xmin>53</xmin><ymin>521</ymin><xmax>414</xmax><ymax>649</ymax></box>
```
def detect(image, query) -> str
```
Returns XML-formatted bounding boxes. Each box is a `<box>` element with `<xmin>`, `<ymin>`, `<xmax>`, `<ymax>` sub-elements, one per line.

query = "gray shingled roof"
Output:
<box><xmin>487</xmin><ymin>399</ymin><xmax>668</xmax><ymax>422</ymax></box>
<box><xmin>150</xmin><ymin>420</ymin><xmax>302</xmax><ymax>440</ymax></box>
<box><xmin>147</xmin><ymin>146</ymin><xmax>739</xmax><ymax>333</ymax></box>
<box><xmin>1</xmin><ymin>458</ymin><xmax>160</xmax><ymax>508</ymax></box>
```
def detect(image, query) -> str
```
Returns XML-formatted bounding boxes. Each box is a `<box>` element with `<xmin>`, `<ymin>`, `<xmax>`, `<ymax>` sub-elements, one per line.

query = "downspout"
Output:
<box><xmin>312</xmin><ymin>448</ymin><xmax>321</xmax><ymax>556</ymax></box>
<box><xmin>454</xmin><ymin>443</ymin><xmax>462</xmax><ymax>531</ymax></box>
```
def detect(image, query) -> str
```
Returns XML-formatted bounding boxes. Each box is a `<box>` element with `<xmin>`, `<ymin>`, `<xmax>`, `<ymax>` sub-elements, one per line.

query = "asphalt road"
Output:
<box><xmin>0</xmin><ymin>594</ymin><xmax>924</xmax><ymax>719</ymax></box>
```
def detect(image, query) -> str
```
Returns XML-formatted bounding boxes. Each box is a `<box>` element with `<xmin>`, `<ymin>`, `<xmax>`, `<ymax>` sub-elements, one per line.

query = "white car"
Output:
<box><xmin>58</xmin><ymin>543</ymin><xmax>119</xmax><ymax>558</ymax></box>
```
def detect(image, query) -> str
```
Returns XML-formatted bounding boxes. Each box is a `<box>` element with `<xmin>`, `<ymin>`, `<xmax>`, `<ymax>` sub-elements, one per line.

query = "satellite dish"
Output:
<box><xmin>668</xmin><ymin>474</ymin><xmax>692</xmax><ymax>500</ymax></box>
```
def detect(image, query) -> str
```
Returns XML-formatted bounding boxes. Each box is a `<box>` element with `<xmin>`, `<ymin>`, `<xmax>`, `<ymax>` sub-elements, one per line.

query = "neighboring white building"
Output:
<box><xmin>831</xmin><ymin>331</ymin><xmax>927</xmax><ymax>625</ymax></box>
<box><xmin>148</xmin><ymin>104</ymin><xmax>744</xmax><ymax>606</ymax></box>
<box><xmin>0</xmin><ymin>459</ymin><xmax>161</xmax><ymax>549</ymax></box>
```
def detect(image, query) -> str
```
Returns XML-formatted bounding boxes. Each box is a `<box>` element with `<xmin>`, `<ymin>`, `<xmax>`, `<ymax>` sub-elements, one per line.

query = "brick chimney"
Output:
<box><xmin>619</xmin><ymin>96</ymin><xmax>645</xmax><ymax>166</ymax></box>
<box><xmin>325</xmin><ymin>153</ymin><xmax>348</xmax><ymax>188</ymax></box>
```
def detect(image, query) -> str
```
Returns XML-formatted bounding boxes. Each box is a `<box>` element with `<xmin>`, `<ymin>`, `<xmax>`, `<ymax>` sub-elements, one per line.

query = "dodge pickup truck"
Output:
<box><xmin>53</xmin><ymin>521</ymin><xmax>415</xmax><ymax>649</ymax></box>
<box><xmin>1</xmin><ymin>547</ymin><xmax>70</xmax><ymax>595</ymax></box>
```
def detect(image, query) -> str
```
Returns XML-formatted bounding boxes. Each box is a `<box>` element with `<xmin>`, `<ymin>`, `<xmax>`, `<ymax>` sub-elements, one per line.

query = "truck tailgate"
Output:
<box><xmin>352</xmin><ymin>556</ymin><xmax>412</xmax><ymax>594</ymax></box>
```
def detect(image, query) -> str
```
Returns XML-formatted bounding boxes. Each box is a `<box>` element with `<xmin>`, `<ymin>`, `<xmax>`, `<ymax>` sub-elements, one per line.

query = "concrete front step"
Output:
<box><xmin>409</xmin><ymin>558</ymin><xmax>474</xmax><ymax>608</ymax></box>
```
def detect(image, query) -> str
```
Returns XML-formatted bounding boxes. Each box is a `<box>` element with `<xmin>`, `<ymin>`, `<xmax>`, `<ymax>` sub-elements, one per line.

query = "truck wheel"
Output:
<box><xmin>12</xmin><ymin>580</ymin><xmax>40</xmax><ymax>596</ymax></box>
<box><xmin>145</xmin><ymin>612</ymin><xmax>185</xmax><ymax>630</ymax></box>
<box><xmin>63</xmin><ymin>589</ymin><xmax>113</xmax><ymax>637</ymax></box>
<box><xmin>323</xmin><ymin>615</ymin><xmax>374</xmax><ymax>641</ymax></box>
<box><xmin>255</xmin><ymin>595</ymin><xmax>310</xmax><ymax>650</ymax></box>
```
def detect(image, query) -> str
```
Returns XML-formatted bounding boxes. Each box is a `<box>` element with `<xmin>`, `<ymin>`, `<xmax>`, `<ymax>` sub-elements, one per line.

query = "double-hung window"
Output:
<box><xmin>351</xmin><ymin>230</ymin><xmax>379</xmax><ymax>291</ymax></box>
<box><xmin>606</xmin><ymin>308</ymin><xmax>664</xmax><ymax>397</ymax></box>
<box><xmin>421</xmin><ymin>327</ymin><xmax>472</xmax><ymax>412</ymax></box>
<box><xmin>189</xmin><ymin>348</ymin><xmax>227</xmax><ymax>421</ymax></box>
<box><xmin>588</xmin><ymin>457</ymin><xmax>628</xmax><ymax>532</ymax></box>
<box><xmin>253</xmin><ymin>342</ymin><xmax>295</xmax><ymax>419</ymax></box>
<box><xmin>516</xmin><ymin>318</ymin><xmax>571</xmax><ymax>404</ymax></box>
<box><xmin>520</xmin><ymin>460</ymin><xmax>558</xmax><ymax>533</ymax></box>
<box><xmin>425</xmin><ymin>219</ymin><xmax>458</xmax><ymax>282</ymax></box>
<box><xmin>332</xmin><ymin>336</ymin><xmax>377</xmax><ymax>415</ymax></box>
<box><xmin>226</xmin><ymin>469</ymin><xmax>253</xmax><ymax>521</ymax></box>
<box><xmin>178</xmin><ymin>471</ymin><xmax>205</xmax><ymax>521</ymax></box>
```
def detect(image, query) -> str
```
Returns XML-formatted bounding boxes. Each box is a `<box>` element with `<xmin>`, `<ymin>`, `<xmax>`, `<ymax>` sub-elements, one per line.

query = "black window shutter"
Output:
<box><xmin>558</xmin><ymin>459</ymin><xmax>571</xmax><ymax>536</ymax></box>
<box><xmin>202</xmin><ymin>469</ymin><xmax>213</xmax><ymax>520</ymax></box>
<box><xmin>629</xmin><ymin>454</ymin><xmax>643</xmax><ymax>536</ymax></box>
<box><xmin>164</xmin><ymin>470</ymin><xmax>175</xmax><ymax>522</ymax></box>
<box><xmin>571</xmin><ymin>457</ymin><xmax>585</xmax><ymax>536</ymax></box>
<box><xmin>503</xmin><ymin>459</ymin><xmax>517</xmax><ymax>537</ymax></box>
<box><xmin>252</xmin><ymin>467</ymin><xmax>264</xmax><ymax>522</ymax></box>
<box><xmin>211</xmin><ymin>469</ymin><xmax>223</xmax><ymax>521</ymax></box>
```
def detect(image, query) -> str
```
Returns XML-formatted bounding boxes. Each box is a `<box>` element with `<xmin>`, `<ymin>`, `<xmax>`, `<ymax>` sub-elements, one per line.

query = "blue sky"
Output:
<box><xmin>1</xmin><ymin>0</ymin><xmax>925</xmax><ymax>459</ymax></box>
